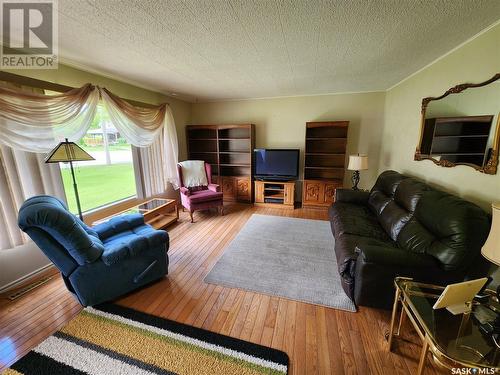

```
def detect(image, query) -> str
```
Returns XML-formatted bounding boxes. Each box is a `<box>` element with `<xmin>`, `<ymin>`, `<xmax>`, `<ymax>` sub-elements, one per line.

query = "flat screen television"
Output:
<box><xmin>254</xmin><ymin>149</ymin><xmax>300</xmax><ymax>181</ymax></box>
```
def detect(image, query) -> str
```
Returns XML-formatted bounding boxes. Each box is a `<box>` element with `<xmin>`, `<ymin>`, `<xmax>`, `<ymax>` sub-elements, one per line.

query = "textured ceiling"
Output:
<box><xmin>57</xmin><ymin>0</ymin><xmax>500</xmax><ymax>102</ymax></box>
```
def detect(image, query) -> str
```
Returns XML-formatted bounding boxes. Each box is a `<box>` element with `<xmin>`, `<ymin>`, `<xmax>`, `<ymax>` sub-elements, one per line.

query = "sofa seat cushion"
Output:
<box><xmin>329</xmin><ymin>202</ymin><xmax>390</xmax><ymax>241</ymax></box>
<box><xmin>187</xmin><ymin>189</ymin><xmax>223</xmax><ymax>204</ymax></box>
<box><xmin>335</xmin><ymin>233</ymin><xmax>398</xmax><ymax>283</ymax></box>
<box><xmin>101</xmin><ymin>225</ymin><xmax>168</xmax><ymax>265</ymax></box>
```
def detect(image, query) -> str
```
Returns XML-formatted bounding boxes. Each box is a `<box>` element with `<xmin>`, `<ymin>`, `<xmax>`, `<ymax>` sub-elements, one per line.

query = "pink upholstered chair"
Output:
<box><xmin>177</xmin><ymin>162</ymin><xmax>224</xmax><ymax>223</ymax></box>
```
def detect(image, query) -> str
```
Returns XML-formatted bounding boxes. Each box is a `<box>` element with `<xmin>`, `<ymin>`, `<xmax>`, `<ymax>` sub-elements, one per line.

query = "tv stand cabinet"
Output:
<box><xmin>254</xmin><ymin>180</ymin><xmax>295</xmax><ymax>209</ymax></box>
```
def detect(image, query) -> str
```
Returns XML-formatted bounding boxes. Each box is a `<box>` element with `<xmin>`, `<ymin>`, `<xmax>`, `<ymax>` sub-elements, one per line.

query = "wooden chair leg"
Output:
<box><xmin>220</xmin><ymin>206</ymin><xmax>224</xmax><ymax>216</ymax></box>
<box><xmin>189</xmin><ymin>211</ymin><xmax>194</xmax><ymax>223</ymax></box>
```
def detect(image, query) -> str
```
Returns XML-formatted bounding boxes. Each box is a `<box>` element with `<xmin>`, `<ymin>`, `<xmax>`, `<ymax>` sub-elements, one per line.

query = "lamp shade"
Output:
<box><xmin>347</xmin><ymin>154</ymin><xmax>368</xmax><ymax>171</ymax></box>
<box><xmin>482</xmin><ymin>202</ymin><xmax>500</xmax><ymax>266</ymax></box>
<box><xmin>45</xmin><ymin>139</ymin><xmax>94</xmax><ymax>163</ymax></box>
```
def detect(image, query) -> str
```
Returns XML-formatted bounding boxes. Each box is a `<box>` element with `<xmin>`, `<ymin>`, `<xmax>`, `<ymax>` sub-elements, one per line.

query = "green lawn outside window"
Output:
<box><xmin>61</xmin><ymin>163</ymin><xmax>136</xmax><ymax>213</ymax></box>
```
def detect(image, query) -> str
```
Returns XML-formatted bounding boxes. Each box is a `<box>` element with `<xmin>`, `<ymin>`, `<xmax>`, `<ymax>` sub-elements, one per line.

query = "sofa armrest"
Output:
<box><xmin>208</xmin><ymin>184</ymin><xmax>220</xmax><ymax>192</ymax></box>
<box><xmin>93</xmin><ymin>213</ymin><xmax>145</xmax><ymax>240</ymax></box>
<box><xmin>354</xmin><ymin>245</ymin><xmax>448</xmax><ymax>309</ymax></box>
<box><xmin>180</xmin><ymin>187</ymin><xmax>191</xmax><ymax>196</ymax></box>
<box><xmin>356</xmin><ymin>245</ymin><xmax>437</xmax><ymax>268</ymax></box>
<box><xmin>335</xmin><ymin>189</ymin><xmax>370</xmax><ymax>205</ymax></box>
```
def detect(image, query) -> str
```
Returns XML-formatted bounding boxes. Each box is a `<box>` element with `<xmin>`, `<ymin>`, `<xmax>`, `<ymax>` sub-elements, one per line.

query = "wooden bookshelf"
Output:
<box><xmin>186</xmin><ymin>124</ymin><xmax>255</xmax><ymax>202</ymax></box>
<box><xmin>302</xmin><ymin>121</ymin><xmax>349</xmax><ymax>208</ymax></box>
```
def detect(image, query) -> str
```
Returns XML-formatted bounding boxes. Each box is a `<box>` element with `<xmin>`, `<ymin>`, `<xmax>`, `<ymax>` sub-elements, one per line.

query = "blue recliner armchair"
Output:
<box><xmin>18</xmin><ymin>195</ymin><xmax>169</xmax><ymax>306</ymax></box>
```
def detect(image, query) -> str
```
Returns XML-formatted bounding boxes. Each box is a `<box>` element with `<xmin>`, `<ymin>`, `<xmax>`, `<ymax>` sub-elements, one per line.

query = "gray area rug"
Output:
<box><xmin>204</xmin><ymin>214</ymin><xmax>356</xmax><ymax>312</ymax></box>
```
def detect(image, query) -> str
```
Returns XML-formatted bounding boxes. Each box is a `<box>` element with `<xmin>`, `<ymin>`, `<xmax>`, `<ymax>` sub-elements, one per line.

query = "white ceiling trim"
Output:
<box><xmin>60</xmin><ymin>55</ymin><xmax>386</xmax><ymax>104</ymax></box>
<box><xmin>59</xmin><ymin>57</ymin><xmax>191</xmax><ymax>102</ymax></box>
<box><xmin>196</xmin><ymin>88</ymin><xmax>386</xmax><ymax>103</ymax></box>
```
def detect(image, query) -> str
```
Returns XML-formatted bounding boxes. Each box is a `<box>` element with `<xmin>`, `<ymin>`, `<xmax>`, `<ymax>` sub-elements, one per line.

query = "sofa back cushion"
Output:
<box><xmin>397</xmin><ymin>191</ymin><xmax>490</xmax><ymax>270</ymax></box>
<box><xmin>368</xmin><ymin>170</ymin><xmax>490</xmax><ymax>271</ymax></box>
<box><xmin>376</xmin><ymin>178</ymin><xmax>432</xmax><ymax>241</ymax></box>
<box><xmin>368</xmin><ymin>170</ymin><xmax>408</xmax><ymax>216</ymax></box>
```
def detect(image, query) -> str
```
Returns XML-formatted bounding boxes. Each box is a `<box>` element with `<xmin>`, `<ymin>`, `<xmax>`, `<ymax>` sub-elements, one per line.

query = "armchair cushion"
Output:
<box><xmin>101</xmin><ymin>226</ymin><xmax>168</xmax><ymax>265</ymax></box>
<box><xmin>93</xmin><ymin>213</ymin><xmax>145</xmax><ymax>240</ymax></box>
<box><xmin>187</xmin><ymin>189</ymin><xmax>223</xmax><ymax>204</ymax></box>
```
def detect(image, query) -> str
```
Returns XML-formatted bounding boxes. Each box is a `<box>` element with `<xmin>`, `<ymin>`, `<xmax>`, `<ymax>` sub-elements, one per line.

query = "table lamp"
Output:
<box><xmin>482</xmin><ymin>202</ymin><xmax>500</xmax><ymax>293</ymax></box>
<box><xmin>347</xmin><ymin>154</ymin><xmax>368</xmax><ymax>190</ymax></box>
<box><xmin>45</xmin><ymin>138</ymin><xmax>94</xmax><ymax>221</ymax></box>
<box><xmin>480</xmin><ymin>202</ymin><xmax>500</xmax><ymax>347</ymax></box>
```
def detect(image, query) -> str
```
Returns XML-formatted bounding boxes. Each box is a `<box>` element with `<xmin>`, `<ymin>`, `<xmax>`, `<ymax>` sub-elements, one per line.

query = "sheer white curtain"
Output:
<box><xmin>134</xmin><ymin>135</ymin><xmax>173</xmax><ymax>197</ymax></box>
<box><xmin>0</xmin><ymin>83</ymin><xmax>66</xmax><ymax>250</ymax></box>
<box><xmin>0</xmin><ymin>83</ymin><xmax>179</xmax><ymax>201</ymax></box>
<box><xmin>0</xmin><ymin>84</ymin><xmax>100</xmax><ymax>152</ymax></box>
<box><xmin>0</xmin><ymin>146</ymin><xmax>66</xmax><ymax>250</ymax></box>
<box><xmin>100</xmin><ymin>88</ymin><xmax>179</xmax><ymax>190</ymax></box>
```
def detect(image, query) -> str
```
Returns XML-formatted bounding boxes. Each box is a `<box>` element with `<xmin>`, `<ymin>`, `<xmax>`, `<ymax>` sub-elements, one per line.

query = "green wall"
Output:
<box><xmin>191</xmin><ymin>92</ymin><xmax>386</xmax><ymax>191</ymax></box>
<box><xmin>379</xmin><ymin>23</ymin><xmax>500</xmax><ymax>211</ymax></box>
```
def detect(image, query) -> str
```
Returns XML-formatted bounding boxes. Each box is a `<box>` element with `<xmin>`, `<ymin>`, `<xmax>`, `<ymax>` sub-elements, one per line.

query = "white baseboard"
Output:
<box><xmin>0</xmin><ymin>263</ymin><xmax>55</xmax><ymax>293</ymax></box>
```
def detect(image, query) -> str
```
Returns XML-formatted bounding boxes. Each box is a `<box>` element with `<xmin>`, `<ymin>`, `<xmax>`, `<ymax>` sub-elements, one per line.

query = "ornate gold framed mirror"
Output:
<box><xmin>415</xmin><ymin>73</ymin><xmax>500</xmax><ymax>174</ymax></box>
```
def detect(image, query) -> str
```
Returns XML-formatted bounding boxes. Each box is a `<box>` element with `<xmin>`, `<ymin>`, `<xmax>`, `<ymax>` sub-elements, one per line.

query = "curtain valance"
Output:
<box><xmin>0</xmin><ymin>83</ymin><xmax>99</xmax><ymax>152</ymax></box>
<box><xmin>0</xmin><ymin>83</ymin><xmax>179</xmax><ymax>187</ymax></box>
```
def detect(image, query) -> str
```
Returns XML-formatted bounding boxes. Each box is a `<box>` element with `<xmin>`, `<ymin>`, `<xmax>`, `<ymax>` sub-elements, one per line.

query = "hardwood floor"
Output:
<box><xmin>0</xmin><ymin>203</ymin><xmax>447</xmax><ymax>374</ymax></box>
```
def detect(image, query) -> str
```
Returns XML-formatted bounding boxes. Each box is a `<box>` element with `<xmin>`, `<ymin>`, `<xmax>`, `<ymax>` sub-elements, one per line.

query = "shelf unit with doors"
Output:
<box><xmin>254</xmin><ymin>180</ymin><xmax>295</xmax><ymax>209</ymax></box>
<box><xmin>302</xmin><ymin>121</ymin><xmax>349</xmax><ymax>208</ymax></box>
<box><xmin>186</xmin><ymin>124</ymin><xmax>255</xmax><ymax>203</ymax></box>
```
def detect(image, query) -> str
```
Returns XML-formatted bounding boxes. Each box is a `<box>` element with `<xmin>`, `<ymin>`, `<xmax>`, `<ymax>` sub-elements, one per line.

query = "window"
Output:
<box><xmin>60</xmin><ymin>105</ymin><xmax>137</xmax><ymax>213</ymax></box>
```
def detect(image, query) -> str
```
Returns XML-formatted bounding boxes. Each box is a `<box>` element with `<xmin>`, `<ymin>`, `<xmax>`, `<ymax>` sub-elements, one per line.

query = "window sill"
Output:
<box><xmin>82</xmin><ymin>196</ymin><xmax>138</xmax><ymax>225</ymax></box>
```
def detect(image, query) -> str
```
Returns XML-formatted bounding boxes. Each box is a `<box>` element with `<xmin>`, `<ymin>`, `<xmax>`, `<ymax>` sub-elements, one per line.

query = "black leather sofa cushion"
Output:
<box><xmin>329</xmin><ymin>202</ymin><xmax>389</xmax><ymax>241</ymax></box>
<box><xmin>410</xmin><ymin>190</ymin><xmax>490</xmax><ymax>270</ymax></box>
<box><xmin>330</xmin><ymin>170</ymin><xmax>491</xmax><ymax>309</ymax></box>
<box><xmin>332</xmin><ymin>231</ymin><xmax>398</xmax><ymax>298</ymax></box>
<box><xmin>356</xmin><ymin>244</ymin><xmax>438</xmax><ymax>268</ymax></box>
<box><xmin>367</xmin><ymin>170</ymin><xmax>408</xmax><ymax>215</ymax></box>
<box><xmin>374</xmin><ymin>178</ymin><xmax>432</xmax><ymax>241</ymax></box>
<box><xmin>334</xmin><ymin>189</ymin><xmax>370</xmax><ymax>205</ymax></box>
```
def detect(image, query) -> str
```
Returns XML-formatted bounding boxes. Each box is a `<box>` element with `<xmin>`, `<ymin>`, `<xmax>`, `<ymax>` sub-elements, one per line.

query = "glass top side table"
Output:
<box><xmin>387</xmin><ymin>277</ymin><xmax>500</xmax><ymax>374</ymax></box>
<box><xmin>92</xmin><ymin>198</ymin><xmax>178</xmax><ymax>229</ymax></box>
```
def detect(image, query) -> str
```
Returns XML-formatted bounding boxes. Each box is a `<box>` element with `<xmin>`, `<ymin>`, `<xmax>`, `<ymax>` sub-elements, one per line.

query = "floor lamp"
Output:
<box><xmin>45</xmin><ymin>138</ymin><xmax>95</xmax><ymax>221</ymax></box>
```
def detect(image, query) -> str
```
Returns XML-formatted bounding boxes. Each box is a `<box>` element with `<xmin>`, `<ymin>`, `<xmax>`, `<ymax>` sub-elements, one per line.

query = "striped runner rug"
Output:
<box><xmin>3</xmin><ymin>303</ymin><xmax>289</xmax><ymax>375</ymax></box>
